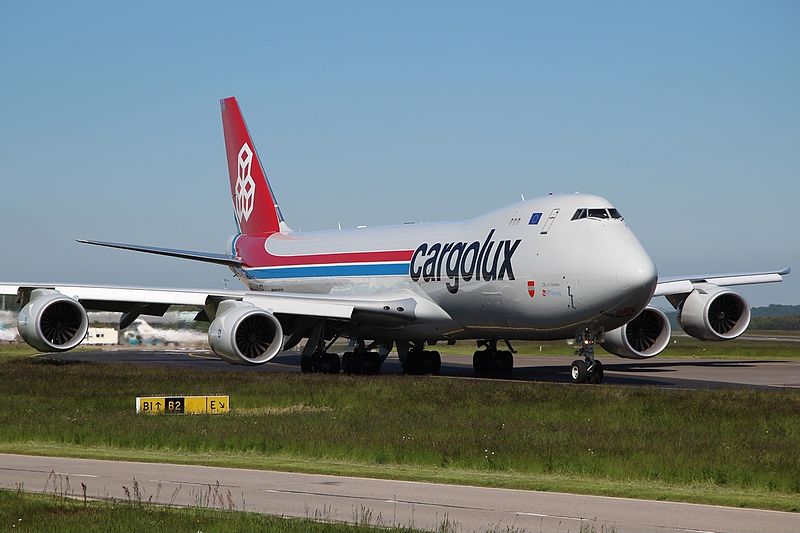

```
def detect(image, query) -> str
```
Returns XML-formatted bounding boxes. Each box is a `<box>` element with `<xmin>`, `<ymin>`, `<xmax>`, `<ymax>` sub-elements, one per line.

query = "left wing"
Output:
<box><xmin>0</xmin><ymin>282</ymin><xmax>452</xmax><ymax>363</ymax></box>
<box><xmin>654</xmin><ymin>267</ymin><xmax>790</xmax><ymax>297</ymax></box>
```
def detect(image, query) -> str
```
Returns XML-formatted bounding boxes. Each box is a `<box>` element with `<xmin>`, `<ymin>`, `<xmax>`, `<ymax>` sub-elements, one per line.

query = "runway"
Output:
<box><xmin>43</xmin><ymin>349</ymin><xmax>800</xmax><ymax>389</ymax></box>
<box><xmin>0</xmin><ymin>453</ymin><xmax>796</xmax><ymax>533</ymax></box>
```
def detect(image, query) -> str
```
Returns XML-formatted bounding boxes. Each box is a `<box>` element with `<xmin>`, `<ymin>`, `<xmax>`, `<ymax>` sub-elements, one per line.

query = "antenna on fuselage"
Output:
<box><xmin>520</xmin><ymin>193</ymin><xmax>525</xmax><ymax>201</ymax></box>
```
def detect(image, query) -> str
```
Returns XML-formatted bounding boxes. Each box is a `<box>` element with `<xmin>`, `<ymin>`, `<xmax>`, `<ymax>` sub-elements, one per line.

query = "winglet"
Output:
<box><xmin>220</xmin><ymin>97</ymin><xmax>288</xmax><ymax>236</ymax></box>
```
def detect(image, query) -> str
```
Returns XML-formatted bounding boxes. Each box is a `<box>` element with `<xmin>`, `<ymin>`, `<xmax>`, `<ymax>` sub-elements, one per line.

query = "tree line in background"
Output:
<box><xmin>750</xmin><ymin>315</ymin><xmax>800</xmax><ymax>331</ymax></box>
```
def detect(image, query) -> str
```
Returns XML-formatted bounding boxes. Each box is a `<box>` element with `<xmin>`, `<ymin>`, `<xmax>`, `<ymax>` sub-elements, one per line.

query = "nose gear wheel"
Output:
<box><xmin>570</xmin><ymin>329</ymin><xmax>604</xmax><ymax>384</ymax></box>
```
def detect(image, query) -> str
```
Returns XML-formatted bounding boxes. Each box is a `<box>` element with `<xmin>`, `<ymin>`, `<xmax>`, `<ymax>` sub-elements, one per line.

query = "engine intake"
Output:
<box><xmin>18</xmin><ymin>289</ymin><xmax>89</xmax><ymax>352</ymax></box>
<box><xmin>208</xmin><ymin>300</ymin><xmax>283</xmax><ymax>365</ymax></box>
<box><xmin>678</xmin><ymin>284</ymin><xmax>750</xmax><ymax>341</ymax></box>
<box><xmin>601</xmin><ymin>307</ymin><xmax>671</xmax><ymax>359</ymax></box>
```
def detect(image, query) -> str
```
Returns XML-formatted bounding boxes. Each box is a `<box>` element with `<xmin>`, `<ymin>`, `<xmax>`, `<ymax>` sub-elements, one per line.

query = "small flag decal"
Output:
<box><xmin>527</xmin><ymin>280</ymin><xmax>535</xmax><ymax>298</ymax></box>
<box><xmin>529</xmin><ymin>213</ymin><xmax>542</xmax><ymax>225</ymax></box>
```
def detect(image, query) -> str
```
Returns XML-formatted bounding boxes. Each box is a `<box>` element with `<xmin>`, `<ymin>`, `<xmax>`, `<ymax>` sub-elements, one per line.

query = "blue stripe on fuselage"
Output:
<box><xmin>243</xmin><ymin>262</ymin><xmax>409</xmax><ymax>279</ymax></box>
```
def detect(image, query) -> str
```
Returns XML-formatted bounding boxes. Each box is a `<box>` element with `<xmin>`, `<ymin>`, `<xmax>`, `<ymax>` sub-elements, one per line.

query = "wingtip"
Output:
<box><xmin>780</xmin><ymin>267</ymin><xmax>791</xmax><ymax>275</ymax></box>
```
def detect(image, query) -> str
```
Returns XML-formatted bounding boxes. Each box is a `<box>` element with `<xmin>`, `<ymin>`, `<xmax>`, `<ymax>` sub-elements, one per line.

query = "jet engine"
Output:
<box><xmin>677</xmin><ymin>284</ymin><xmax>750</xmax><ymax>341</ymax></box>
<box><xmin>601</xmin><ymin>307</ymin><xmax>671</xmax><ymax>359</ymax></box>
<box><xmin>208</xmin><ymin>300</ymin><xmax>283</xmax><ymax>365</ymax></box>
<box><xmin>17</xmin><ymin>289</ymin><xmax>89</xmax><ymax>352</ymax></box>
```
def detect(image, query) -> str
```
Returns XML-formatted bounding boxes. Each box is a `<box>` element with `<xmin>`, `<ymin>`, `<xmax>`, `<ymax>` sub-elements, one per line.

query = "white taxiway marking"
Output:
<box><xmin>148</xmin><ymin>479</ymin><xmax>239</xmax><ymax>488</ymax></box>
<box><xmin>54</xmin><ymin>472</ymin><xmax>98</xmax><ymax>478</ymax></box>
<box><xmin>186</xmin><ymin>353</ymin><xmax>219</xmax><ymax>360</ymax></box>
<box><xmin>516</xmin><ymin>511</ymin><xmax>584</xmax><ymax>522</ymax></box>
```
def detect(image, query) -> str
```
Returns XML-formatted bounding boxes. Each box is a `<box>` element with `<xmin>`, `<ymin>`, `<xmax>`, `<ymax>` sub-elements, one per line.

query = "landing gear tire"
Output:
<box><xmin>303</xmin><ymin>352</ymin><xmax>341</xmax><ymax>374</ymax></box>
<box><xmin>473</xmin><ymin>347</ymin><xmax>513</xmax><ymax>375</ymax></box>
<box><xmin>343</xmin><ymin>350</ymin><xmax>381</xmax><ymax>375</ymax></box>
<box><xmin>422</xmin><ymin>350</ymin><xmax>441</xmax><ymax>375</ymax></box>
<box><xmin>473</xmin><ymin>351</ymin><xmax>489</xmax><ymax>375</ymax></box>
<box><xmin>498</xmin><ymin>350</ymin><xmax>514</xmax><ymax>374</ymax></box>
<box><xmin>570</xmin><ymin>359</ymin><xmax>589</xmax><ymax>384</ymax></box>
<box><xmin>402</xmin><ymin>348</ymin><xmax>440</xmax><ymax>375</ymax></box>
<box><xmin>318</xmin><ymin>352</ymin><xmax>341</xmax><ymax>374</ymax></box>
<box><xmin>588</xmin><ymin>360</ymin><xmax>604</xmax><ymax>384</ymax></box>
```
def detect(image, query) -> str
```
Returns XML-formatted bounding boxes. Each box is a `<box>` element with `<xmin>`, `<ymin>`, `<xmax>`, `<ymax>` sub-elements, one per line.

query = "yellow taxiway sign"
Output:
<box><xmin>136</xmin><ymin>395</ymin><xmax>229</xmax><ymax>415</ymax></box>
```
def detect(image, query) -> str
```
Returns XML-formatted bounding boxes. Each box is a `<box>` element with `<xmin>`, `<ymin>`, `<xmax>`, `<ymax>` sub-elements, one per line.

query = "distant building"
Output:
<box><xmin>84</xmin><ymin>327</ymin><xmax>118</xmax><ymax>345</ymax></box>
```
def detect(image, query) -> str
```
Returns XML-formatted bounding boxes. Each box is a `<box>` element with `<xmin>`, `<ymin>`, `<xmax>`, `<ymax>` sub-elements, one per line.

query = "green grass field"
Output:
<box><xmin>0</xmin><ymin>489</ymin><xmax>435</xmax><ymax>533</ymax></box>
<box><xmin>0</xmin><ymin>346</ymin><xmax>798</xmax><ymax>512</ymax></box>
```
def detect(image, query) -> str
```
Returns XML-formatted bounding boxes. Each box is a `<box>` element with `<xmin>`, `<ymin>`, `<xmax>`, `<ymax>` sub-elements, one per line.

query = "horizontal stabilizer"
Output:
<box><xmin>77</xmin><ymin>239</ymin><xmax>241</xmax><ymax>267</ymax></box>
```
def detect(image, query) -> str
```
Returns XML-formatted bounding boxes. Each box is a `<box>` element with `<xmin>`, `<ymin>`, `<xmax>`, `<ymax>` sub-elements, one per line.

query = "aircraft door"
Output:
<box><xmin>540</xmin><ymin>208</ymin><xmax>560</xmax><ymax>235</ymax></box>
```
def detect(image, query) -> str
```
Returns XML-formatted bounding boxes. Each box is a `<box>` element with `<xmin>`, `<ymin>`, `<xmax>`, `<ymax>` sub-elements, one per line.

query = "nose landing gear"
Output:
<box><xmin>570</xmin><ymin>329</ymin><xmax>604</xmax><ymax>384</ymax></box>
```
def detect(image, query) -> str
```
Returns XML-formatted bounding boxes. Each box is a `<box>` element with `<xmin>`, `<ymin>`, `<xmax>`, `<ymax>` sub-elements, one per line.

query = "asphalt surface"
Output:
<box><xmin>42</xmin><ymin>348</ymin><xmax>800</xmax><ymax>389</ymax></box>
<box><xmin>1</xmin><ymin>453</ymin><xmax>796</xmax><ymax>533</ymax></box>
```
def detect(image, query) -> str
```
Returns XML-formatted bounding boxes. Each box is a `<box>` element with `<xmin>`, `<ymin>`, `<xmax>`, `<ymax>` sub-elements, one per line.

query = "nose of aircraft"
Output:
<box><xmin>617</xmin><ymin>250</ymin><xmax>658</xmax><ymax>294</ymax></box>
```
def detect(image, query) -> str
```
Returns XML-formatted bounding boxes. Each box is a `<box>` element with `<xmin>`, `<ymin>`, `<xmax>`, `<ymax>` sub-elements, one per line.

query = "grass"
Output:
<box><xmin>0</xmin><ymin>351</ymin><xmax>798</xmax><ymax>512</ymax></box>
<box><xmin>0</xmin><ymin>489</ymin><xmax>435</xmax><ymax>533</ymax></box>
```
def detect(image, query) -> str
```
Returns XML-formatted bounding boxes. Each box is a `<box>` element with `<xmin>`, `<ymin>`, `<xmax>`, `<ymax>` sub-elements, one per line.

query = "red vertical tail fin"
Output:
<box><xmin>220</xmin><ymin>97</ymin><xmax>286</xmax><ymax>235</ymax></box>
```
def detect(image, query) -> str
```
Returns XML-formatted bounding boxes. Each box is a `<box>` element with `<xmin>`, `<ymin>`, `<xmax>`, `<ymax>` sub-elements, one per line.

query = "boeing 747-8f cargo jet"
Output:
<box><xmin>1</xmin><ymin>97</ymin><xmax>790</xmax><ymax>383</ymax></box>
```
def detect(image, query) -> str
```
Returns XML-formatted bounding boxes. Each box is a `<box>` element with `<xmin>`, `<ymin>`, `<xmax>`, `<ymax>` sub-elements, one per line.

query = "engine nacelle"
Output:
<box><xmin>208</xmin><ymin>300</ymin><xmax>283</xmax><ymax>365</ymax></box>
<box><xmin>17</xmin><ymin>289</ymin><xmax>89</xmax><ymax>352</ymax></box>
<box><xmin>601</xmin><ymin>307</ymin><xmax>671</xmax><ymax>359</ymax></box>
<box><xmin>678</xmin><ymin>284</ymin><xmax>750</xmax><ymax>341</ymax></box>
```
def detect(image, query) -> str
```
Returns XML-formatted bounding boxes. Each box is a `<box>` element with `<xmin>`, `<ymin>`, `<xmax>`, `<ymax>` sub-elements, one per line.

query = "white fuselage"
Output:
<box><xmin>231</xmin><ymin>193</ymin><xmax>658</xmax><ymax>341</ymax></box>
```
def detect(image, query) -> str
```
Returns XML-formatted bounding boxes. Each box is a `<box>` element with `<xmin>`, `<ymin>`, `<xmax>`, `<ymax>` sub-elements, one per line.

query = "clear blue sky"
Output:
<box><xmin>1</xmin><ymin>1</ymin><xmax>798</xmax><ymax>306</ymax></box>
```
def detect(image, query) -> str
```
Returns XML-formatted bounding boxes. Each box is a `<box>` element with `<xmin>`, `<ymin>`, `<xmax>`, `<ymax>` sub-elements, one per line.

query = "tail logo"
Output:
<box><xmin>235</xmin><ymin>143</ymin><xmax>256</xmax><ymax>223</ymax></box>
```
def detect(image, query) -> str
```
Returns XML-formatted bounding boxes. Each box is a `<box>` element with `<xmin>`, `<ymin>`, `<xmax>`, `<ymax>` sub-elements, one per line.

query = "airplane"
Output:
<box><xmin>0</xmin><ymin>97</ymin><xmax>790</xmax><ymax>384</ymax></box>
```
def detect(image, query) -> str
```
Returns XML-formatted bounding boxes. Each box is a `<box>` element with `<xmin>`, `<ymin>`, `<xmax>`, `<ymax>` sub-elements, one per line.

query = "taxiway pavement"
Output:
<box><xmin>1</xmin><ymin>453</ymin><xmax>796</xmax><ymax>533</ymax></box>
<box><xmin>40</xmin><ymin>349</ymin><xmax>800</xmax><ymax>389</ymax></box>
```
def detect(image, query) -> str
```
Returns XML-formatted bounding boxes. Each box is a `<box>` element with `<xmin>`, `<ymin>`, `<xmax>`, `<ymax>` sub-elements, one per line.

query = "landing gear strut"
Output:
<box><xmin>473</xmin><ymin>340</ymin><xmax>514</xmax><ymax>375</ymax></box>
<box><xmin>299</xmin><ymin>322</ymin><xmax>341</xmax><ymax>374</ymax></box>
<box><xmin>570</xmin><ymin>329</ymin><xmax>604</xmax><ymax>384</ymax></box>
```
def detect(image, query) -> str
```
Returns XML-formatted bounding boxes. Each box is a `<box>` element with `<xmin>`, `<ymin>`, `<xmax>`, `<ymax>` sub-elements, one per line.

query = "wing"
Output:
<box><xmin>0</xmin><ymin>281</ymin><xmax>455</xmax><ymax>364</ymax></box>
<box><xmin>653</xmin><ymin>267</ymin><xmax>791</xmax><ymax>297</ymax></box>
<box><xmin>0</xmin><ymin>282</ymin><xmax>451</xmax><ymax>324</ymax></box>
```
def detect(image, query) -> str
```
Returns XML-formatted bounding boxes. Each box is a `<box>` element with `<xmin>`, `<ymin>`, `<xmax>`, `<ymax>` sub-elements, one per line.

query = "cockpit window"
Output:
<box><xmin>571</xmin><ymin>208</ymin><xmax>587</xmax><ymax>220</ymax></box>
<box><xmin>572</xmin><ymin>208</ymin><xmax>623</xmax><ymax>221</ymax></box>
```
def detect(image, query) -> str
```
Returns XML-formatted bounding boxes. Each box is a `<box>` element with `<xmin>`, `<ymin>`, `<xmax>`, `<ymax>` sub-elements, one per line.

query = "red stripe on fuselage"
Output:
<box><xmin>234</xmin><ymin>234</ymin><xmax>413</xmax><ymax>268</ymax></box>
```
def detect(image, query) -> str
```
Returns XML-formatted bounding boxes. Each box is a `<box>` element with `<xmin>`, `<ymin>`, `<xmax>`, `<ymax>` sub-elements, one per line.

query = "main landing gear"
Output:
<box><xmin>400</xmin><ymin>343</ymin><xmax>441</xmax><ymax>375</ymax></box>
<box><xmin>300</xmin><ymin>351</ymin><xmax>340</xmax><ymax>374</ymax></box>
<box><xmin>300</xmin><ymin>340</ymin><xmax>383</xmax><ymax>375</ymax></box>
<box><xmin>341</xmin><ymin>340</ymin><xmax>383</xmax><ymax>375</ymax></box>
<box><xmin>570</xmin><ymin>329</ymin><xmax>604</xmax><ymax>384</ymax></box>
<box><xmin>473</xmin><ymin>340</ymin><xmax>514</xmax><ymax>375</ymax></box>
